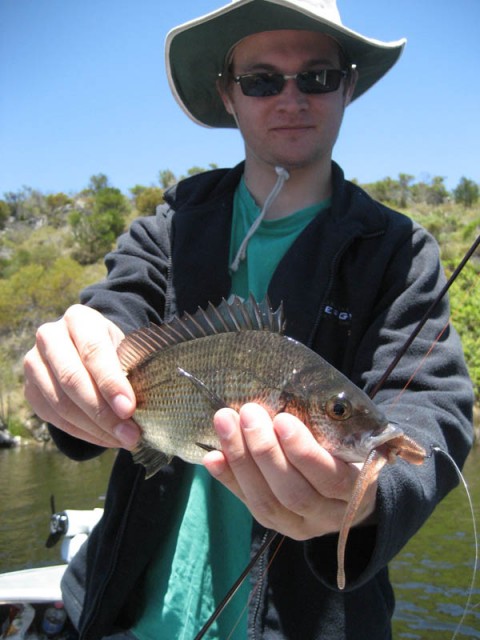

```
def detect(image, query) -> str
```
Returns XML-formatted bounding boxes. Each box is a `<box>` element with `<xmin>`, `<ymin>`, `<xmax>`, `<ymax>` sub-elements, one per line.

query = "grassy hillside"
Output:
<box><xmin>0</xmin><ymin>172</ymin><xmax>478</xmax><ymax>437</ymax></box>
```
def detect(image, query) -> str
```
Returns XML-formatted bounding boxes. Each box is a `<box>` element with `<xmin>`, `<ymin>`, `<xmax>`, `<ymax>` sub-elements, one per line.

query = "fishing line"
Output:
<box><xmin>195</xmin><ymin>232</ymin><xmax>479</xmax><ymax>638</ymax></box>
<box><xmin>379</xmin><ymin>234</ymin><xmax>479</xmax><ymax>410</ymax></box>
<box><xmin>431</xmin><ymin>446</ymin><xmax>479</xmax><ymax>640</ymax></box>
<box><xmin>369</xmin><ymin>231</ymin><xmax>480</xmax><ymax>401</ymax></box>
<box><xmin>225</xmin><ymin>533</ymin><xmax>286</xmax><ymax>640</ymax></box>
<box><xmin>385</xmin><ymin>316</ymin><xmax>451</xmax><ymax>410</ymax></box>
<box><xmin>371</xmin><ymin>238</ymin><xmax>479</xmax><ymax>636</ymax></box>
<box><xmin>392</xmin><ymin>258</ymin><xmax>478</xmax><ymax>407</ymax></box>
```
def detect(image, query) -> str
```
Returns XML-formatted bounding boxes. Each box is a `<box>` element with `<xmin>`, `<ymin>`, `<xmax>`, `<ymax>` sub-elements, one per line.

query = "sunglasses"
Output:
<box><xmin>232</xmin><ymin>69</ymin><xmax>348</xmax><ymax>97</ymax></box>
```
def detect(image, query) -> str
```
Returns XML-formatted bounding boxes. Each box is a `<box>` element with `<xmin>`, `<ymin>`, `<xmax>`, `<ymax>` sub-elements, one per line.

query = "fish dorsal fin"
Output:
<box><xmin>117</xmin><ymin>295</ymin><xmax>284</xmax><ymax>373</ymax></box>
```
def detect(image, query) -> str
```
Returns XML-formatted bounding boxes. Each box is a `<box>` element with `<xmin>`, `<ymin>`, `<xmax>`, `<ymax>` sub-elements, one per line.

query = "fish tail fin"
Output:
<box><xmin>132</xmin><ymin>440</ymin><xmax>173</xmax><ymax>479</ymax></box>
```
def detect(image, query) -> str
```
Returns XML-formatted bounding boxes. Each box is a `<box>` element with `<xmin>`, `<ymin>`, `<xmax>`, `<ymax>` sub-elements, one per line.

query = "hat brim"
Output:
<box><xmin>165</xmin><ymin>0</ymin><xmax>406</xmax><ymax>128</ymax></box>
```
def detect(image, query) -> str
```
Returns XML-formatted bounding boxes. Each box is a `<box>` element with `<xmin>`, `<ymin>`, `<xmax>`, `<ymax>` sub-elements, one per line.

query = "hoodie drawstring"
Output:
<box><xmin>230</xmin><ymin>166</ymin><xmax>290</xmax><ymax>272</ymax></box>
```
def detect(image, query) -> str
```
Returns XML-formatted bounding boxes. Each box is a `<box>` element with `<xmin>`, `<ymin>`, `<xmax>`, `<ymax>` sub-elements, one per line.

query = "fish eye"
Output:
<box><xmin>326</xmin><ymin>394</ymin><xmax>352</xmax><ymax>421</ymax></box>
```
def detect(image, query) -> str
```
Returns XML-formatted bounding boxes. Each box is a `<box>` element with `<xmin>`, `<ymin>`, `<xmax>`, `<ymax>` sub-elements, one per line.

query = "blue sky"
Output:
<box><xmin>1</xmin><ymin>0</ymin><xmax>478</xmax><ymax>196</ymax></box>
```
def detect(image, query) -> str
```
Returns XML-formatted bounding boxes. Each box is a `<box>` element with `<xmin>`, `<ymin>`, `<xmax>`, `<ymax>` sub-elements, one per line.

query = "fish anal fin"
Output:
<box><xmin>336</xmin><ymin>449</ymin><xmax>387</xmax><ymax>590</ymax></box>
<box><xmin>132</xmin><ymin>441</ymin><xmax>173</xmax><ymax>479</ymax></box>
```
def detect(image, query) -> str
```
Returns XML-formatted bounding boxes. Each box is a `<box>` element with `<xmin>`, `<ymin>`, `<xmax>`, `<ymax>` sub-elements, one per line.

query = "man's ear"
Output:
<box><xmin>344</xmin><ymin>67</ymin><xmax>358</xmax><ymax>107</ymax></box>
<box><xmin>216</xmin><ymin>78</ymin><xmax>235</xmax><ymax>115</ymax></box>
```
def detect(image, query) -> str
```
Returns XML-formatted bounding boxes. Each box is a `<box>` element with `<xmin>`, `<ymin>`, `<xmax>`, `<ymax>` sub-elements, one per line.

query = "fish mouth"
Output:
<box><xmin>361</xmin><ymin>422</ymin><xmax>404</xmax><ymax>451</ymax></box>
<box><xmin>336</xmin><ymin>423</ymin><xmax>404</xmax><ymax>463</ymax></box>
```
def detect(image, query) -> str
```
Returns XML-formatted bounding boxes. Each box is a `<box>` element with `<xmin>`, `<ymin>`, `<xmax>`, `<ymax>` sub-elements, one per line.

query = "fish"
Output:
<box><xmin>117</xmin><ymin>296</ymin><xmax>426</xmax><ymax>588</ymax></box>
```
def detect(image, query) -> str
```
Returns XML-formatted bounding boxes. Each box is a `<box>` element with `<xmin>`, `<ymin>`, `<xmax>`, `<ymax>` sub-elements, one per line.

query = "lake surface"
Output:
<box><xmin>0</xmin><ymin>444</ymin><xmax>479</xmax><ymax>638</ymax></box>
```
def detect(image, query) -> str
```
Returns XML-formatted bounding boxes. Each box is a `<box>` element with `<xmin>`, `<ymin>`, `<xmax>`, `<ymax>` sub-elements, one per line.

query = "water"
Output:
<box><xmin>0</xmin><ymin>444</ymin><xmax>479</xmax><ymax>638</ymax></box>
<box><xmin>390</xmin><ymin>447</ymin><xmax>480</xmax><ymax>639</ymax></box>
<box><xmin>0</xmin><ymin>444</ymin><xmax>116</xmax><ymax>572</ymax></box>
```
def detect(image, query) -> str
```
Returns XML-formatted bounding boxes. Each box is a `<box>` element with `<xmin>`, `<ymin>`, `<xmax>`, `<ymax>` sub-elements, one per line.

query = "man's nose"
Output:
<box><xmin>276</xmin><ymin>77</ymin><xmax>308</xmax><ymax>108</ymax></box>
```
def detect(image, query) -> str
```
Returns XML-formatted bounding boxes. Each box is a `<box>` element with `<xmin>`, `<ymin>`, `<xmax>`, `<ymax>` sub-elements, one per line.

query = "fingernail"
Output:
<box><xmin>114</xmin><ymin>422</ymin><xmax>140</xmax><ymax>448</ymax></box>
<box><xmin>112</xmin><ymin>394</ymin><xmax>134</xmax><ymax>419</ymax></box>
<box><xmin>213</xmin><ymin>410</ymin><xmax>236</xmax><ymax>439</ymax></box>
<box><xmin>274</xmin><ymin>414</ymin><xmax>298</xmax><ymax>440</ymax></box>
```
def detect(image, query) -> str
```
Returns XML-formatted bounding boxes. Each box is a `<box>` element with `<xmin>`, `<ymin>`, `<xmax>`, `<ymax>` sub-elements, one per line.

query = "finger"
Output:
<box><xmin>24</xmin><ymin>347</ymin><xmax>140</xmax><ymax>448</ymax></box>
<box><xmin>213</xmin><ymin>404</ymin><xmax>311</xmax><ymax>533</ymax></box>
<box><xmin>273</xmin><ymin>412</ymin><xmax>359</xmax><ymax>501</ymax></box>
<box><xmin>275</xmin><ymin>413</ymin><xmax>379</xmax><ymax>526</ymax></box>
<box><xmin>24</xmin><ymin>372</ymin><xmax>116</xmax><ymax>448</ymax></box>
<box><xmin>210</xmin><ymin>406</ymin><xmax>288</xmax><ymax>525</ymax></box>
<box><xmin>203</xmin><ymin>409</ymin><xmax>248</xmax><ymax>502</ymax></box>
<box><xmin>202</xmin><ymin>450</ymin><xmax>248</xmax><ymax>503</ymax></box>
<box><xmin>33</xmin><ymin>308</ymin><xmax>134</xmax><ymax>430</ymax></box>
<box><xmin>209</xmin><ymin>405</ymin><xmax>358</xmax><ymax>539</ymax></box>
<box><xmin>25</xmin><ymin>306</ymin><xmax>139</xmax><ymax>448</ymax></box>
<box><xmin>238</xmin><ymin>405</ymin><xmax>347</xmax><ymax>533</ymax></box>
<box><xmin>63</xmin><ymin>305</ymin><xmax>136</xmax><ymax>416</ymax></box>
<box><xmin>25</xmin><ymin>335</ymin><xmax>116</xmax><ymax>440</ymax></box>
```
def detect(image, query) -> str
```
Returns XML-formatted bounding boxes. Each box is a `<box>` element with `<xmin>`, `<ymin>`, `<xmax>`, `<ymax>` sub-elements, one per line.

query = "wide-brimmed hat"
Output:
<box><xmin>165</xmin><ymin>0</ymin><xmax>406</xmax><ymax>129</ymax></box>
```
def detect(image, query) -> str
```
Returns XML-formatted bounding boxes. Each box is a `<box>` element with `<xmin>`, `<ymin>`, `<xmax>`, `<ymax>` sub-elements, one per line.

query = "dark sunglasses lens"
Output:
<box><xmin>297</xmin><ymin>70</ymin><xmax>344</xmax><ymax>94</ymax></box>
<box><xmin>239</xmin><ymin>73</ymin><xmax>285</xmax><ymax>97</ymax></box>
<box><xmin>237</xmin><ymin>70</ymin><xmax>345</xmax><ymax>97</ymax></box>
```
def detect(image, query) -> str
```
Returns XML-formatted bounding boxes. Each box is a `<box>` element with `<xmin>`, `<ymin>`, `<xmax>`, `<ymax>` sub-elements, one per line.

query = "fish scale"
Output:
<box><xmin>129</xmin><ymin>331</ymin><xmax>292</xmax><ymax>466</ymax></box>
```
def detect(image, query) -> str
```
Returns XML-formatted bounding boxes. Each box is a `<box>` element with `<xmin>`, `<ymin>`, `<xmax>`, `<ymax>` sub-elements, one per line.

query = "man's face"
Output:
<box><xmin>219</xmin><ymin>30</ymin><xmax>356</xmax><ymax>174</ymax></box>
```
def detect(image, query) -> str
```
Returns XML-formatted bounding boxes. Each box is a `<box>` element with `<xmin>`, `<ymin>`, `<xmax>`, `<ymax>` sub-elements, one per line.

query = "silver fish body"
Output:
<box><xmin>117</xmin><ymin>297</ymin><xmax>410</xmax><ymax>479</ymax></box>
<box><xmin>118</xmin><ymin>297</ymin><xmax>426</xmax><ymax>590</ymax></box>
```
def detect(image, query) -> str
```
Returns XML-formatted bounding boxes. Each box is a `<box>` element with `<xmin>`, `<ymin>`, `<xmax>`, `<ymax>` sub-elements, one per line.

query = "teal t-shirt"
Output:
<box><xmin>132</xmin><ymin>176</ymin><xmax>330</xmax><ymax>640</ymax></box>
<box><xmin>132</xmin><ymin>466</ymin><xmax>252</xmax><ymax>640</ymax></box>
<box><xmin>229</xmin><ymin>177</ymin><xmax>331</xmax><ymax>301</ymax></box>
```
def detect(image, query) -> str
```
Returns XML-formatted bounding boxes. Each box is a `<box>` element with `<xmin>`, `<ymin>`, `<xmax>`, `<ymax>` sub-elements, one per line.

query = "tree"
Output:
<box><xmin>428</xmin><ymin>176</ymin><xmax>449</xmax><ymax>205</ymax></box>
<box><xmin>88</xmin><ymin>173</ymin><xmax>110</xmax><ymax>193</ymax></box>
<box><xmin>69</xmin><ymin>186</ymin><xmax>129</xmax><ymax>264</ymax></box>
<box><xmin>0</xmin><ymin>257</ymin><xmax>85</xmax><ymax>332</ymax></box>
<box><xmin>453</xmin><ymin>177</ymin><xmax>479</xmax><ymax>208</ymax></box>
<box><xmin>129</xmin><ymin>185</ymin><xmax>147</xmax><ymax>199</ymax></box>
<box><xmin>186</xmin><ymin>166</ymin><xmax>206</xmax><ymax>177</ymax></box>
<box><xmin>2</xmin><ymin>187</ymin><xmax>49</xmax><ymax>224</ymax></box>
<box><xmin>135</xmin><ymin>187</ymin><xmax>164</xmax><ymax>216</ymax></box>
<box><xmin>159</xmin><ymin>170</ymin><xmax>177</xmax><ymax>189</ymax></box>
<box><xmin>45</xmin><ymin>192</ymin><xmax>73</xmax><ymax>228</ymax></box>
<box><xmin>0</xmin><ymin>200</ymin><xmax>9</xmax><ymax>230</ymax></box>
<box><xmin>411</xmin><ymin>176</ymin><xmax>449</xmax><ymax>206</ymax></box>
<box><xmin>362</xmin><ymin>177</ymin><xmax>399</xmax><ymax>204</ymax></box>
<box><xmin>3</xmin><ymin>191</ymin><xmax>21</xmax><ymax>218</ymax></box>
<box><xmin>398</xmin><ymin>173</ymin><xmax>414</xmax><ymax>208</ymax></box>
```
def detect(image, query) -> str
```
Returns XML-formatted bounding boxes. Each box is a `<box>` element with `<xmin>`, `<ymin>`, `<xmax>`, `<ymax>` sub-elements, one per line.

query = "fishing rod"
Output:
<box><xmin>194</xmin><ymin>530</ymin><xmax>281</xmax><ymax>640</ymax></box>
<box><xmin>193</xmin><ymin>230</ymin><xmax>480</xmax><ymax>640</ymax></box>
<box><xmin>369</xmin><ymin>231</ymin><xmax>480</xmax><ymax>400</ymax></box>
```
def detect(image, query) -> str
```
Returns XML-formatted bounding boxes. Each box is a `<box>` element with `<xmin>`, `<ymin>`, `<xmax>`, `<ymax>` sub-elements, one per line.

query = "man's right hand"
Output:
<box><xmin>24</xmin><ymin>304</ymin><xmax>140</xmax><ymax>449</ymax></box>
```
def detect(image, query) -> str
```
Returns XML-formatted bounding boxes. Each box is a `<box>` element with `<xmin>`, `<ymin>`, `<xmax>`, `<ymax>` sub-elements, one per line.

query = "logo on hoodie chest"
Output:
<box><xmin>322</xmin><ymin>302</ymin><xmax>352</xmax><ymax>326</ymax></box>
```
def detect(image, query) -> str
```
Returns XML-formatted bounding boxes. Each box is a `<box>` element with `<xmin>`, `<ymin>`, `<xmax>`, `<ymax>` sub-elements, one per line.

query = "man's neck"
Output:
<box><xmin>243</xmin><ymin>160</ymin><xmax>332</xmax><ymax>220</ymax></box>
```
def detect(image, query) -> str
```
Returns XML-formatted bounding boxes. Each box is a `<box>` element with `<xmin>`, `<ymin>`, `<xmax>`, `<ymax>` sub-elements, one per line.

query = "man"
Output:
<box><xmin>23</xmin><ymin>1</ymin><xmax>473</xmax><ymax>639</ymax></box>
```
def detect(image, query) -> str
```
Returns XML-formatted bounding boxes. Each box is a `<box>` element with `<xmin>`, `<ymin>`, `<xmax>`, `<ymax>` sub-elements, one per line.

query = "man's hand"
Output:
<box><xmin>203</xmin><ymin>403</ymin><xmax>378</xmax><ymax>539</ymax></box>
<box><xmin>24</xmin><ymin>304</ymin><xmax>141</xmax><ymax>449</ymax></box>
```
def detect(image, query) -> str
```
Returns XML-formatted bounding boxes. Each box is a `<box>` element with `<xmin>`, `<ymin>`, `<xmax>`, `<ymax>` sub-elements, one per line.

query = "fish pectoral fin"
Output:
<box><xmin>195</xmin><ymin>442</ymin><xmax>218</xmax><ymax>453</ymax></box>
<box><xmin>132</xmin><ymin>441</ymin><xmax>173</xmax><ymax>480</ymax></box>
<box><xmin>177</xmin><ymin>367</ymin><xmax>227</xmax><ymax>411</ymax></box>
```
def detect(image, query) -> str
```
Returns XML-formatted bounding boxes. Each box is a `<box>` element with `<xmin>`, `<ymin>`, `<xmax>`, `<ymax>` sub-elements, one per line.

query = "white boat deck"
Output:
<box><xmin>0</xmin><ymin>565</ymin><xmax>66</xmax><ymax>603</ymax></box>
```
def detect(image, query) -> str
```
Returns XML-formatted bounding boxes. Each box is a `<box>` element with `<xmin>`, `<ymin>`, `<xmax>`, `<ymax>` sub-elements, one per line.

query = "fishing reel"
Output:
<box><xmin>45</xmin><ymin>495</ymin><xmax>104</xmax><ymax>562</ymax></box>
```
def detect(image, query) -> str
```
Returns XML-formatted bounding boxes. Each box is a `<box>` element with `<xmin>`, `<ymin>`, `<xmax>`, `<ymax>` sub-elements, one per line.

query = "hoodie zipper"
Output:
<box><xmin>306</xmin><ymin>230</ymin><xmax>385</xmax><ymax>349</ymax></box>
<box><xmin>163</xmin><ymin>206</ymin><xmax>177</xmax><ymax>322</ymax></box>
<box><xmin>250</xmin><ymin>529</ymin><xmax>270</xmax><ymax>639</ymax></box>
